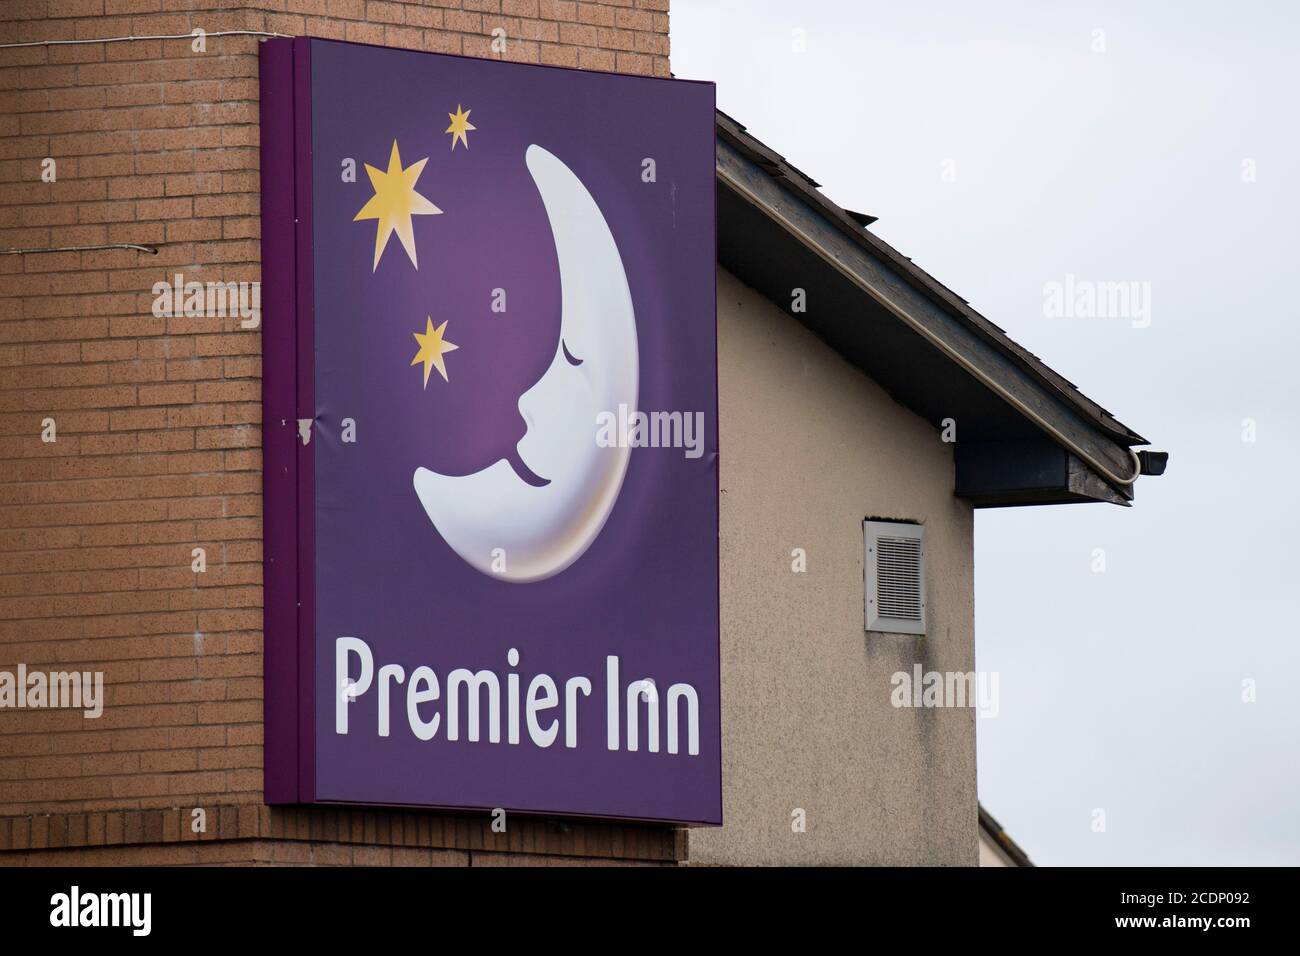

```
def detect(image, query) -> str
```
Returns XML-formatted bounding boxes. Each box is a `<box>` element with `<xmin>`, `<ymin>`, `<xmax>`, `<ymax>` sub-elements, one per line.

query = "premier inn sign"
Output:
<box><xmin>260</xmin><ymin>38</ymin><xmax>720</xmax><ymax>823</ymax></box>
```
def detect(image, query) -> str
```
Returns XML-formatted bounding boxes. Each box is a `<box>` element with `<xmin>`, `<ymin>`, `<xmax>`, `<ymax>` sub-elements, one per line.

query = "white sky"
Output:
<box><xmin>672</xmin><ymin>0</ymin><xmax>1300</xmax><ymax>865</ymax></box>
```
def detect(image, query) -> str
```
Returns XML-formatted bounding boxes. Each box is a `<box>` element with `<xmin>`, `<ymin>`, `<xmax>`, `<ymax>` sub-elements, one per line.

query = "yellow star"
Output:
<box><xmin>353</xmin><ymin>140</ymin><xmax>442</xmax><ymax>272</ymax></box>
<box><xmin>445</xmin><ymin>104</ymin><xmax>476</xmax><ymax>151</ymax></box>
<box><xmin>410</xmin><ymin>317</ymin><xmax>459</xmax><ymax>386</ymax></box>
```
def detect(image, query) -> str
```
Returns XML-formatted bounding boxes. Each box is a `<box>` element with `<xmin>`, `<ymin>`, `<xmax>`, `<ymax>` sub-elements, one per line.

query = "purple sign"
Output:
<box><xmin>260</xmin><ymin>38</ymin><xmax>719</xmax><ymax>824</ymax></box>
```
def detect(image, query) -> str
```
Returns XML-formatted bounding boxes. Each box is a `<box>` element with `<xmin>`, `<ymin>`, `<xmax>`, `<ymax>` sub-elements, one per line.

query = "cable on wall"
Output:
<box><xmin>2</xmin><ymin>243</ymin><xmax>159</xmax><ymax>256</ymax></box>
<box><xmin>0</xmin><ymin>31</ymin><xmax>282</xmax><ymax>255</ymax></box>
<box><xmin>0</xmin><ymin>30</ymin><xmax>289</xmax><ymax>49</ymax></box>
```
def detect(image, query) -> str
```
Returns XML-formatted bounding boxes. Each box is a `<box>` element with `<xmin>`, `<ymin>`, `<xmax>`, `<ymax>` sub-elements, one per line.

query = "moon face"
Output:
<box><xmin>413</xmin><ymin>145</ymin><xmax>638</xmax><ymax>583</ymax></box>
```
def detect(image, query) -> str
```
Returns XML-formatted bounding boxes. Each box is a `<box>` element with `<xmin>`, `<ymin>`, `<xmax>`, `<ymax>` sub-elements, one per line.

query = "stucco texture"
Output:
<box><xmin>688</xmin><ymin>268</ymin><xmax>977</xmax><ymax>866</ymax></box>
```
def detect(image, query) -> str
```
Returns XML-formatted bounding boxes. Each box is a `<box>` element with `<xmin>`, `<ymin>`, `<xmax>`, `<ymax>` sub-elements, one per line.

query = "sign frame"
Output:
<box><xmin>260</xmin><ymin>36</ymin><xmax>720</xmax><ymax>825</ymax></box>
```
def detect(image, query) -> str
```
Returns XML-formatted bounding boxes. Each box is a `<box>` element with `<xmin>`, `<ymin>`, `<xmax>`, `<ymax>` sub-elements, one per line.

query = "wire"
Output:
<box><xmin>0</xmin><ymin>30</ymin><xmax>289</xmax><ymax>49</ymax></box>
<box><xmin>0</xmin><ymin>33</ymin><xmax>278</xmax><ymax>253</ymax></box>
<box><xmin>2</xmin><ymin>243</ymin><xmax>158</xmax><ymax>256</ymax></box>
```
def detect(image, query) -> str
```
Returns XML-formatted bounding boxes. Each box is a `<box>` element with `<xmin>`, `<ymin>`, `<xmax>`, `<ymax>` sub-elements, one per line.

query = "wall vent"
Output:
<box><xmin>864</xmin><ymin>520</ymin><xmax>926</xmax><ymax>635</ymax></box>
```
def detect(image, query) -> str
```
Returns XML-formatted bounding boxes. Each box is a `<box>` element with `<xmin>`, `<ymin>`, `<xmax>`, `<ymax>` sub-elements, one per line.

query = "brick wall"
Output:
<box><xmin>0</xmin><ymin>0</ymin><xmax>673</xmax><ymax>865</ymax></box>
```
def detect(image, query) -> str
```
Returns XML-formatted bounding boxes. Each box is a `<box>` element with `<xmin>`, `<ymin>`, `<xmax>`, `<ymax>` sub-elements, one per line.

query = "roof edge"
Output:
<box><xmin>979</xmin><ymin>804</ymin><xmax>1035</xmax><ymax>867</ymax></box>
<box><xmin>716</xmin><ymin>111</ymin><xmax>1149</xmax><ymax>448</ymax></box>
<box><xmin>717</xmin><ymin>135</ymin><xmax>1144</xmax><ymax>495</ymax></box>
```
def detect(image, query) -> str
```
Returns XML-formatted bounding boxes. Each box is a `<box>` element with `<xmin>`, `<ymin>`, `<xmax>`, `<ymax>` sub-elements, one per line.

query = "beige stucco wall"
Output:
<box><xmin>689</xmin><ymin>268</ymin><xmax>977</xmax><ymax>866</ymax></box>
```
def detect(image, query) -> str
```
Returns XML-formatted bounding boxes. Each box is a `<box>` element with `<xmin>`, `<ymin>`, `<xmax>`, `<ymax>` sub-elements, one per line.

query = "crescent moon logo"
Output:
<box><xmin>413</xmin><ymin>145</ymin><xmax>639</xmax><ymax>583</ymax></box>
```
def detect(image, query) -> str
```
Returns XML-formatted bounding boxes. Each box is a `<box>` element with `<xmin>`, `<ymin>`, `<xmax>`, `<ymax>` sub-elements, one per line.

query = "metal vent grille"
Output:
<box><xmin>864</xmin><ymin>520</ymin><xmax>926</xmax><ymax>635</ymax></box>
<box><xmin>875</xmin><ymin>536</ymin><xmax>923</xmax><ymax>621</ymax></box>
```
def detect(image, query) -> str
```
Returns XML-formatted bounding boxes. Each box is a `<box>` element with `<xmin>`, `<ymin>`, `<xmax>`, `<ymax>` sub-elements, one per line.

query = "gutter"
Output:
<box><xmin>715</xmin><ymin>161</ymin><xmax>1146</xmax><ymax>490</ymax></box>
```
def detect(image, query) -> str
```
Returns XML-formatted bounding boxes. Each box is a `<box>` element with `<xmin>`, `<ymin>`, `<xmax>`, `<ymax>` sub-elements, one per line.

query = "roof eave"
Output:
<box><xmin>716</xmin><ymin>114</ymin><xmax>1156</xmax><ymax>505</ymax></box>
<box><xmin>716</xmin><ymin>112</ymin><xmax>1148</xmax><ymax>448</ymax></box>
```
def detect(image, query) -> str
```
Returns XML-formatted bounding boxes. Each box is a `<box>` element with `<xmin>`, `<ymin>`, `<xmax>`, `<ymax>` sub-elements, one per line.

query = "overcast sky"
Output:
<box><xmin>672</xmin><ymin>0</ymin><xmax>1300</xmax><ymax>865</ymax></box>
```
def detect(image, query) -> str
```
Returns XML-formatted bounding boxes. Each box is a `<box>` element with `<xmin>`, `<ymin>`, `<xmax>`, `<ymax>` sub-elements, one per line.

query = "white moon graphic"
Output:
<box><xmin>412</xmin><ymin>144</ymin><xmax>638</xmax><ymax>583</ymax></box>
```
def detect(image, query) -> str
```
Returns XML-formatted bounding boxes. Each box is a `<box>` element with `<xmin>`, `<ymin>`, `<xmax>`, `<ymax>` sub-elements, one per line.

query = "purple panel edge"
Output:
<box><xmin>259</xmin><ymin>36</ymin><xmax>299</xmax><ymax>804</ymax></box>
<box><xmin>708</xmin><ymin>83</ymin><xmax>723</xmax><ymax>827</ymax></box>
<box><xmin>293</xmin><ymin>37</ymin><xmax>318</xmax><ymax>804</ymax></box>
